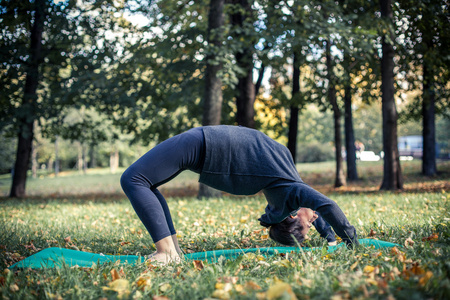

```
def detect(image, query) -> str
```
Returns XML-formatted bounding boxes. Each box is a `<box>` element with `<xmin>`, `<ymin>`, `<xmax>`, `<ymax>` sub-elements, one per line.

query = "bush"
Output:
<box><xmin>297</xmin><ymin>142</ymin><xmax>334</xmax><ymax>163</ymax></box>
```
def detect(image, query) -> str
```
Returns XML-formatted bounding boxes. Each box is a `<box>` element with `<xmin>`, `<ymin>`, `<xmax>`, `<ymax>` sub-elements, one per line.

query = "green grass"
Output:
<box><xmin>0</xmin><ymin>161</ymin><xmax>449</xmax><ymax>299</ymax></box>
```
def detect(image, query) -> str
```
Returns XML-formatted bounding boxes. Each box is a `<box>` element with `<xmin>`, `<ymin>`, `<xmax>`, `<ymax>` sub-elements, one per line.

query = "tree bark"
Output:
<box><xmin>82</xmin><ymin>143</ymin><xmax>88</xmax><ymax>174</ymax></box>
<box><xmin>10</xmin><ymin>0</ymin><xmax>45</xmax><ymax>197</ymax></box>
<box><xmin>198</xmin><ymin>0</ymin><xmax>225</xmax><ymax>199</ymax></box>
<box><xmin>344</xmin><ymin>79</ymin><xmax>358</xmax><ymax>181</ymax></box>
<box><xmin>54</xmin><ymin>136</ymin><xmax>59</xmax><ymax>177</ymax></box>
<box><xmin>31</xmin><ymin>138</ymin><xmax>37</xmax><ymax>179</ymax></box>
<box><xmin>422</xmin><ymin>62</ymin><xmax>437</xmax><ymax>176</ymax></box>
<box><xmin>379</xmin><ymin>0</ymin><xmax>403</xmax><ymax>190</ymax></box>
<box><xmin>89</xmin><ymin>144</ymin><xmax>97</xmax><ymax>169</ymax></box>
<box><xmin>326</xmin><ymin>40</ymin><xmax>346</xmax><ymax>188</ymax></box>
<box><xmin>288</xmin><ymin>52</ymin><xmax>300</xmax><ymax>163</ymax></box>
<box><xmin>231</xmin><ymin>0</ymin><xmax>255</xmax><ymax>128</ymax></box>
<box><xmin>110</xmin><ymin>147</ymin><xmax>119</xmax><ymax>174</ymax></box>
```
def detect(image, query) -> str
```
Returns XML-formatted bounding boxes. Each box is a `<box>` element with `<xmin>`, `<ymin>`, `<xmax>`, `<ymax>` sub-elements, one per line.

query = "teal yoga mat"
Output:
<box><xmin>9</xmin><ymin>239</ymin><xmax>398</xmax><ymax>269</ymax></box>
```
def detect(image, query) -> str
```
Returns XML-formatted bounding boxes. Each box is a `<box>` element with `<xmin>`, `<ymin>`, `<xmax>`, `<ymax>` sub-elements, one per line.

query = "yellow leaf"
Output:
<box><xmin>266</xmin><ymin>282</ymin><xmax>297</xmax><ymax>300</ymax></box>
<box><xmin>9</xmin><ymin>283</ymin><xmax>19</xmax><ymax>292</ymax></box>
<box><xmin>240</xmin><ymin>215</ymin><xmax>249</xmax><ymax>223</ymax></box>
<box><xmin>419</xmin><ymin>271</ymin><xmax>433</xmax><ymax>287</ymax></box>
<box><xmin>215</xmin><ymin>282</ymin><xmax>233</xmax><ymax>292</ymax></box>
<box><xmin>159</xmin><ymin>282</ymin><xmax>171</xmax><ymax>293</ymax></box>
<box><xmin>273</xmin><ymin>260</ymin><xmax>291</xmax><ymax>268</ymax></box>
<box><xmin>211</xmin><ymin>289</ymin><xmax>231</xmax><ymax>300</ymax></box>
<box><xmin>363</xmin><ymin>265</ymin><xmax>375</xmax><ymax>273</ymax></box>
<box><xmin>102</xmin><ymin>279</ymin><xmax>130</xmax><ymax>299</ymax></box>
<box><xmin>135</xmin><ymin>275</ymin><xmax>151</xmax><ymax>291</ymax></box>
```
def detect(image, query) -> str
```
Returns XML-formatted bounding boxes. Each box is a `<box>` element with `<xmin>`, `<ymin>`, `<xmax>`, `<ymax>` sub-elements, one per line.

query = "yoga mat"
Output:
<box><xmin>9</xmin><ymin>239</ymin><xmax>398</xmax><ymax>269</ymax></box>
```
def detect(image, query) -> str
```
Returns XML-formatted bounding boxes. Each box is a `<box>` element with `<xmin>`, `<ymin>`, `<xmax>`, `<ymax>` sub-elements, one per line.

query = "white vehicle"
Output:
<box><xmin>358</xmin><ymin>151</ymin><xmax>381</xmax><ymax>161</ymax></box>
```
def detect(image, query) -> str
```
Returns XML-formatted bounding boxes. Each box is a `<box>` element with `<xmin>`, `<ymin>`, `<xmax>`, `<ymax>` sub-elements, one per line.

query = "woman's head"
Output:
<box><xmin>269</xmin><ymin>208</ymin><xmax>318</xmax><ymax>246</ymax></box>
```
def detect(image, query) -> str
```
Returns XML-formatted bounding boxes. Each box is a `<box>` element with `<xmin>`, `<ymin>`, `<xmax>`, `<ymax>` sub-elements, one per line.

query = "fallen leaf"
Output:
<box><xmin>102</xmin><ymin>279</ymin><xmax>130</xmax><ymax>299</ymax></box>
<box><xmin>419</xmin><ymin>271</ymin><xmax>433</xmax><ymax>287</ymax></box>
<box><xmin>135</xmin><ymin>275</ymin><xmax>152</xmax><ymax>291</ymax></box>
<box><xmin>215</xmin><ymin>282</ymin><xmax>233</xmax><ymax>292</ymax></box>
<box><xmin>371</xmin><ymin>251</ymin><xmax>382</xmax><ymax>258</ymax></box>
<box><xmin>266</xmin><ymin>281</ymin><xmax>297</xmax><ymax>300</ymax></box>
<box><xmin>363</xmin><ymin>265</ymin><xmax>376</xmax><ymax>273</ymax></box>
<box><xmin>404</xmin><ymin>237</ymin><xmax>415</xmax><ymax>247</ymax></box>
<box><xmin>410</xmin><ymin>263</ymin><xmax>425</xmax><ymax>276</ymax></box>
<box><xmin>211</xmin><ymin>289</ymin><xmax>231</xmax><ymax>300</ymax></box>
<box><xmin>193</xmin><ymin>260</ymin><xmax>204</xmax><ymax>271</ymax></box>
<box><xmin>422</xmin><ymin>233</ymin><xmax>438</xmax><ymax>242</ymax></box>
<box><xmin>245</xmin><ymin>281</ymin><xmax>261</xmax><ymax>290</ymax></box>
<box><xmin>218</xmin><ymin>276</ymin><xmax>238</xmax><ymax>284</ymax></box>
<box><xmin>9</xmin><ymin>283</ymin><xmax>19</xmax><ymax>292</ymax></box>
<box><xmin>111</xmin><ymin>269</ymin><xmax>121</xmax><ymax>281</ymax></box>
<box><xmin>153</xmin><ymin>296</ymin><xmax>170</xmax><ymax>300</ymax></box>
<box><xmin>159</xmin><ymin>282</ymin><xmax>171</xmax><ymax>293</ymax></box>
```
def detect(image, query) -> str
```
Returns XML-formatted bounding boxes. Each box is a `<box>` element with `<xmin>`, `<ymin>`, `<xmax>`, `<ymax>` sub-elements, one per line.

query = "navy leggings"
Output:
<box><xmin>120</xmin><ymin>128</ymin><xmax>205</xmax><ymax>243</ymax></box>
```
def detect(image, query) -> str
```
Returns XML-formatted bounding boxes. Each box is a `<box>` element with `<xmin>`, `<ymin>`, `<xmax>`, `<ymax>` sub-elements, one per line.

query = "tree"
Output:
<box><xmin>230</xmin><ymin>0</ymin><xmax>256</xmax><ymax>128</ymax></box>
<box><xmin>287</xmin><ymin>52</ymin><xmax>301</xmax><ymax>162</ymax></box>
<box><xmin>6</xmin><ymin>0</ymin><xmax>46</xmax><ymax>197</ymax></box>
<box><xmin>397</xmin><ymin>0</ymin><xmax>450</xmax><ymax>176</ymax></box>
<box><xmin>379</xmin><ymin>0</ymin><xmax>403</xmax><ymax>190</ymax></box>
<box><xmin>337</xmin><ymin>0</ymin><xmax>380</xmax><ymax>181</ymax></box>
<box><xmin>198</xmin><ymin>0</ymin><xmax>225</xmax><ymax>199</ymax></box>
<box><xmin>325</xmin><ymin>39</ymin><xmax>346</xmax><ymax>187</ymax></box>
<box><xmin>343</xmin><ymin>53</ymin><xmax>358</xmax><ymax>181</ymax></box>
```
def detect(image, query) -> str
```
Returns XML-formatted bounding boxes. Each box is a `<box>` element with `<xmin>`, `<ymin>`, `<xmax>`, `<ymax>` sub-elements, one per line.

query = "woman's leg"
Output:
<box><xmin>120</xmin><ymin>128</ymin><xmax>204</xmax><ymax>262</ymax></box>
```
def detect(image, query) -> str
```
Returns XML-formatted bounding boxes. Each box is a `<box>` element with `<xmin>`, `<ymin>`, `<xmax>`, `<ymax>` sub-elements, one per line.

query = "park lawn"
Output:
<box><xmin>0</xmin><ymin>160</ymin><xmax>449</xmax><ymax>299</ymax></box>
<box><xmin>0</xmin><ymin>194</ymin><xmax>449</xmax><ymax>299</ymax></box>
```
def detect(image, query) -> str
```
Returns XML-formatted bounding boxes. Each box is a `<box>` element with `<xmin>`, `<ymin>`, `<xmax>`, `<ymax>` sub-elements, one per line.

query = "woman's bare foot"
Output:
<box><xmin>146</xmin><ymin>252</ymin><xmax>181</xmax><ymax>265</ymax></box>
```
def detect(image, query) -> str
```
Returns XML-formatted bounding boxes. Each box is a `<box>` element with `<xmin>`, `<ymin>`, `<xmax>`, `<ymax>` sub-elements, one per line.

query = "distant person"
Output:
<box><xmin>121</xmin><ymin>125</ymin><xmax>358</xmax><ymax>264</ymax></box>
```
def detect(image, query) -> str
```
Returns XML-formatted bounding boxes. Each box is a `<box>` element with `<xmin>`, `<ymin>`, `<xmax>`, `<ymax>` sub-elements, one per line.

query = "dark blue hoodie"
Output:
<box><xmin>199</xmin><ymin>125</ymin><xmax>358</xmax><ymax>244</ymax></box>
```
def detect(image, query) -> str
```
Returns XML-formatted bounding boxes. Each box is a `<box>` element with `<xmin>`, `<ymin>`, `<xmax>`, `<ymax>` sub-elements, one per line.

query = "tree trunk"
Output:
<box><xmin>326</xmin><ymin>40</ymin><xmax>346</xmax><ymax>188</ymax></box>
<box><xmin>198</xmin><ymin>0</ymin><xmax>225</xmax><ymax>199</ymax></box>
<box><xmin>54</xmin><ymin>136</ymin><xmax>59</xmax><ymax>177</ymax></box>
<box><xmin>77</xmin><ymin>142</ymin><xmax>83</xmax><ymax>172</ymax></box>
<box><xmin>344</xmin><ymin>81</ymin><xmax>358</xmax><ymax>181</ymax></box>
<box><xmin>288</xmin><ymin>52</ymin><xmax>300</xmax><ymax>163</ymax></box>
<box><xmin>10</xmin><ymin>0</ymin><xmax>45</xmax><ymax>197</ymax></box>
<box><xmin>82</xmin><ymin>143</ymin><xmax>88</xmax><ymax>174</ymax></box>
<box><xmin>32</xmin><ymin>138</ymin><xmax>37</xmax><ymax>179</ymax></box>
<box><xmin>379</xmin><ymin>0</ymin><xmax>403</xmax><ymax>190</ymax></box>
<box><xmin>47</xmin><ymin>158</ymin><xmax>53</xmax><ymax>173</ymax></box>
<box><xmin>231</xmin><ymin>0</ymin><xmax>255</xmax><ymax>128</ymax></box>
<box><xmin>110</xmin><ymin>147</ymin><xmax>119</xmax><ymax>174</ymax></box>
<box><xmin>89</xmin><ymin>144</ymin><xmax>97</xmax><ymax>169</ymax></box>
<box><xmin>422</xmin><ymin>63</ymin><xmax>437</xmax><ymax>176</ymax></box>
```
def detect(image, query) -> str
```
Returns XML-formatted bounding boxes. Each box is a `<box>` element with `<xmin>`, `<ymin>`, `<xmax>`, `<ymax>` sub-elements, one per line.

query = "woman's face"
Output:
<box><xmin>293</xmin><ymin>208</ymin><xmax>318</xmax><ymax>235</ymax></box>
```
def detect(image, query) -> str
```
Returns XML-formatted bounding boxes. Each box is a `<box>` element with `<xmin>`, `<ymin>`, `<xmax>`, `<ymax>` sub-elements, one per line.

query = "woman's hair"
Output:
<box><xmin>269</xmin><ymin>217</ymin><xmax>305</xmax><ymax>246</ymax></box>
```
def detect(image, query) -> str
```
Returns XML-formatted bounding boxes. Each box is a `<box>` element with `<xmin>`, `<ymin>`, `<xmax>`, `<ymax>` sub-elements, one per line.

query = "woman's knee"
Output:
<box><xmin>120</xmin><ymin>167</ymin><xmax>137</xmax><ymax>193</ymax></box>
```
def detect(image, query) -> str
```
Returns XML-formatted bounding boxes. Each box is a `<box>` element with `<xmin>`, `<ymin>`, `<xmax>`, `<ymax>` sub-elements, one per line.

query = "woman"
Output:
<box><xmin>121</xmin><ymin>125</ymin><xmax>358</xmax><ymax>264</ymax></box>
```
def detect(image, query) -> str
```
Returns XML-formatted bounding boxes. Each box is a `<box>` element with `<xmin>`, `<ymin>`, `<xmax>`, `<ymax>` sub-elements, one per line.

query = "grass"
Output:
<box><xmin>0</xmin><ymin>160</ymin><xmax>449</xmax><ymax>299</ymax></box>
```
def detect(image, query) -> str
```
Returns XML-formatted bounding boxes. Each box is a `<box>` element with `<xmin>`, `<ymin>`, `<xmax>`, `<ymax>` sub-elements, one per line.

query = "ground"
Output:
<box><xmin>0</xmin><ymin>160</ymin><xmax>449</xmax><ymax>299</ymax></box>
